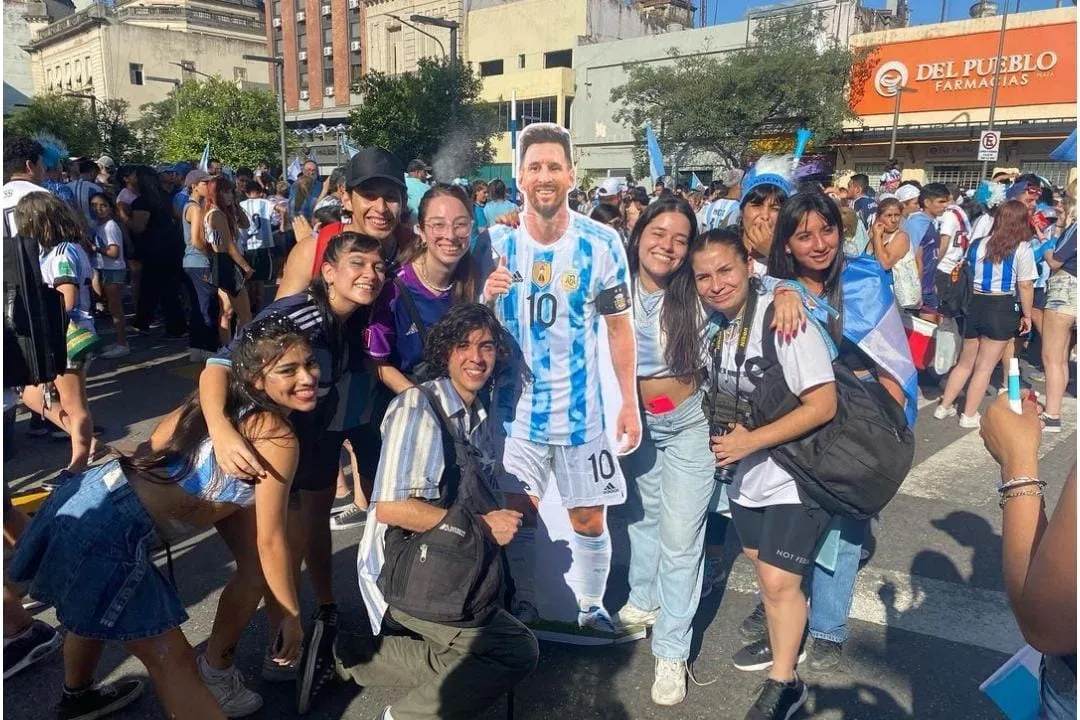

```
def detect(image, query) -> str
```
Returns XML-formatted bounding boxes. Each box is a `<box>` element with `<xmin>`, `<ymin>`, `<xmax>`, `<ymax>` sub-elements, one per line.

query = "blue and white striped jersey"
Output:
<box><xmin>700</xmin><ymin>198</ymin><xmax>740</xmax><ymax>231</ymax></box>
<box><xmin>488</xmin><ymin>213</ymin><xmax>630</xmax><ymax>446</ymax></box>
<box><xmin>967</xmin><ymin>237</ymin><xmax>1038</xmax><ymax>295</ymax></box>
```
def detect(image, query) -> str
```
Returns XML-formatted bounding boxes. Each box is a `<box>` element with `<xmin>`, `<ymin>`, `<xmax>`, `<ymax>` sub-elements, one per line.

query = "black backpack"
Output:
<box><xmin>747</xmin><ymin>306</ymin><xmax>915</xmax><ymax>519</ymax></box>
<box><xmin>3</xmin><ymin>232</ymin><xmax>67</xmax><ymax>387</ymax></box>
<box><xmin>378</xmin><ymin>385</ymin><xmax>507</xmax><ymax>626</ymax></box>
<box><xmin>393</xmin><ymin>276</ymin><xmax>434</xmax><ymax>383</ymax></box>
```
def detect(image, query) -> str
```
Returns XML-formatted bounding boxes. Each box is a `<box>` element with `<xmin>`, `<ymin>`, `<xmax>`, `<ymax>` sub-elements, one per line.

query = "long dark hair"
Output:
<box><xmin>14</xmin><ymin>192</ymin><xmax>88</xmax><ymax>253</ymax></box>
<box><xmin>307</xmin><ymin>230</ymin><xmax>384</xmax><ymax>369</ymax></box>
<box><xmin>133</xmin><ymin>165</ymin><xmax>170</xmax><ymax>215</ymax></box>
<box><xmin>627</xmin><ymin>197</ymin><xmax>703</xmax><ymax>377</ymax></box>
<box><xmin>767</xmin><ymin>191</ymin><xmax>845</xmax><ymax>342</ymax></box>
<box><xmin>119</xmin><ymin>315</ymin><xmax>311</xmax><ymax>489</ymax></box>
<box><xmin>398</xmin><ymin>183</ymin><xmax>479</xmax><ymax>304</ymax></box>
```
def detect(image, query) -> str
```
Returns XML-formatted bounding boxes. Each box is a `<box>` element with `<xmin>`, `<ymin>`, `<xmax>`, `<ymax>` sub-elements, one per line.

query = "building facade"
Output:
<box><xmin>468</xmin><ymin>0</ymin><xmax>668</xmax><ymax>181</ymax></box>
<box><xmin>4</xmin><ymin>0</ymin><xmax>75</xmax><ymax>114</ymax></box>
<box><xmin>571</xmin><ymin>0</ymin><xmax>887</xmax><ymax>181</ymax></box>
<box><xmin>24</xmin><ymin>0</ymin><xmax>270</xmax><ymax>118</ymax></box>
<box><xmin>841</xmin><ymin>5</ymin><xmax>1076</xmax><ymax>189</ymax></box>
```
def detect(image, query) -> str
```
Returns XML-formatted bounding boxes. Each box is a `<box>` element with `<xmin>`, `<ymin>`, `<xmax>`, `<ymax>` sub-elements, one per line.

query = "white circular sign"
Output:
<box><xmin>874</xmin><ymin>61</ymin><xmax>910</xmax><ymax>98</ymax></box>
<box><xmin>982</xmin><ymin>132</ymin><xmax>999</xmax><ymax>150</ymax></box>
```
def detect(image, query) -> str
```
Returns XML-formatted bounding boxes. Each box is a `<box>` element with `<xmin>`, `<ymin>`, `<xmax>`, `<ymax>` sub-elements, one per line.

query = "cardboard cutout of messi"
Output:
<box><xmin>482</xmin><ymin>123</ymin><xmax>644</xmax><ymax>643</ymax></box>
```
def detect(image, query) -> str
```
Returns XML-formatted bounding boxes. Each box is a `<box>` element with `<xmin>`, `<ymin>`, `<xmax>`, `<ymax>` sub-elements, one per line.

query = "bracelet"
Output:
<box><xmin>997</xmin><ymin>476</ymin><xmax>1046</xmax><ymax>494</ymax></box>
<box><xmin>999</xmin><ymin>487</ymin><xmax>1044</xmax><ymax>509</ymax></box>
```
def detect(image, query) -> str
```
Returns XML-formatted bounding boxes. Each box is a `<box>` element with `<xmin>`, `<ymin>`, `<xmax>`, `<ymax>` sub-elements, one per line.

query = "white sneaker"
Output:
<box><xmin>197</xmin><ymin>655</ymin><xmax>263</xmax><ymax>717</ymax></box>
<box><xmin>511</xmin><ymin>600</ymin><xmax>539</xmax><ymax>624</ymax></box>
<box><xmin>651</xmin><ymin>658</ymin><xmax>687</xmax><ymax>706</ymax></box>
<box><xmin>958</xmin><ymin>412</ymin><xmax>982</xmax><ymax>429</ymax></box>
<box><xmin>100</xmin><ymin>343</ymin><xmax>130</xmax><ymax>359</ymax></box>
<box><xmin>933</xmin><ymin>402</ymin><xmax>957</xmax><ymax>420</ymax></box>
<box><xmin>615</xmin><ymin>602</ymin><xmax>659</xmax><ymax>628</ymax></box>
<box><xmin>578</xmin><ymin>606</ymin><xmax>618</xmax><ymax>633</ymax></box>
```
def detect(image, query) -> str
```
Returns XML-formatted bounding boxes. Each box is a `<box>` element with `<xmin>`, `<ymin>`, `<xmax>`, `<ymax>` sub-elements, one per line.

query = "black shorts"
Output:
<box><xmin>729</xmin><ymin>501</ymin><xmax>831</xmax><ymax>575</ymax></box>
<box><xmin>1034</xmin><ymin>287</ymin><xmax>1047</xmax><ymax>311</ymax></box>
<box><xmin>244</xmin><ymin>249</ymin><xmax>274</xmax><ymax>284</ymax></box>
<box><xmin>964</xmin><ymin>293</ymin><xmax>1020</xmax><ymax>341</ymax></box>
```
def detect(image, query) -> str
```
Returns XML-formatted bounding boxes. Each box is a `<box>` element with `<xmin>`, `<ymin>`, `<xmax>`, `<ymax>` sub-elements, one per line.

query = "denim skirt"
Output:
<box><xmin>9</xmin><ymin>461</ymin><xmax>188</xmax><ymax>641</ymax></box>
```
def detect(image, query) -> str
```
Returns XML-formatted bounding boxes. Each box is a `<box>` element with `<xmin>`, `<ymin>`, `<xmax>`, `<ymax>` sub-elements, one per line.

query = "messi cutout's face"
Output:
<box><xmin>519</xmin><ymin>142</ymin><xmax>575</xmax><ymax>219</ymax></box>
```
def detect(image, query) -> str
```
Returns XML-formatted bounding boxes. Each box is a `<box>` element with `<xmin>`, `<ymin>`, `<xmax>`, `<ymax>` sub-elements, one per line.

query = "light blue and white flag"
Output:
<box><xmin>199</xmin><ymin>142</ymin><xmax>210</xmax><ymax>171</ymax></box>
<box><xmin>980</xmin><ymin>645</ymin><xmax>1041</xmax><ymax>720</ymax></box>
<box><xmin>690</xmin><ymin>172</ymin><xmax>704</xmax><ymax>191</ymax></box>
<box><xmin>339</xmin><ymin>135</ymin><xmax>360</xmax><ymax>160</ymax></box>
<box><xmin>286</xmin><ymin>157</ymin><xmax>302</xmax><ymax>182</ymax></box>
<box><xmin>644</xmin><ymin>123</ymin><xmax>665</xmax><ymax>186</ymax></box>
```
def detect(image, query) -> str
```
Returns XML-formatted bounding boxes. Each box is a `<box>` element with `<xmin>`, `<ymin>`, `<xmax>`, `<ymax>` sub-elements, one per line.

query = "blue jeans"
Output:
<box><xmin>809</xmin><ymin>517</ymin><xmax>865</xmax><ymax>643</ymax></box>
<box><xmin>184</xmin><ymin>266</ymin><xmax>220</xmax><ymax>352</ymax></box>
<box><xmin>1040</xmin><ymin>655</ymin><xmax>1077</xmax><ymax>720</ymax></box>
<box><xmin>622</xmin><ymin>389</ymin><xmax>715</xmax><ymax>660</ymax></box>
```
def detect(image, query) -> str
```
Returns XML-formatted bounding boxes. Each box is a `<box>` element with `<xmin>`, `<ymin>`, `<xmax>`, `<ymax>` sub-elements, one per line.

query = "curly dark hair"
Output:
<box><xmin>422</xmin><ymin>303</ymin><xmax>510</xmax><ymax>380</ymax></box>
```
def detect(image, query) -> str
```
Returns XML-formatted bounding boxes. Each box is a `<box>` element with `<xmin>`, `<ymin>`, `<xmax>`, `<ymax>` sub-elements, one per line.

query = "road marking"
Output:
<box><xmin>901</xmin><ymin>397</ymin><xmax>1076</xmax><ymax>506</ymax></box>
<box><xmin>723</xmin><ymin>558</ymin><xmax>1023</xmax><ymax>655</ymax></box>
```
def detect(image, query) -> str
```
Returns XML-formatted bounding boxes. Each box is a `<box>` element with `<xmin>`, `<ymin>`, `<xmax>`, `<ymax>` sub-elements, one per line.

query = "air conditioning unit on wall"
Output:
<box><xmin>323</xmin><ymin>45</ymin><xmax>333</xmax><ymax>56</ymax></box>
<box><xmin>350</xmin><ymin>40</ymin><xmax>361</xmax><ymax>52</ymax></box>
<box><xmin>298</xmin><ymin>50</ymin><xmax>307</xmax><ymax>61</ymax></box>
<box><xmin>324</xmin><ymin>86</ymin><xmax>334</xmax><ymax>96</ymax></box>
<box><xmin>300</xmin><ymin>89</ymin><xmax>309</xmax><ymax>100</ymax></box>
<box><xmin>296</xmin><ymin>10</ymin><xmax>305</xmax><ymax>21</ymax></box>
<box><xmin>321</xmin><ymin>4</ymin><xmax>331</xmax><ymax>16</ymax></box>
<box><xmin>272</xmin><ymin>17</ymin><xmax>281</xmax><ymax>27</ymax></box>
<box><xmin>348</xmin><ymin>0</ymin><xmax>359</xmax><ymax>8</ymax></box>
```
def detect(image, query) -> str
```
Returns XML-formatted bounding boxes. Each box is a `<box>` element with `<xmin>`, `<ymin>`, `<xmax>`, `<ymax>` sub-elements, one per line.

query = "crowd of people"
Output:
<box><xmin>1</xmin><ymin>125</ymin><xmax>1075</xmax><ymax>720</ymax></box>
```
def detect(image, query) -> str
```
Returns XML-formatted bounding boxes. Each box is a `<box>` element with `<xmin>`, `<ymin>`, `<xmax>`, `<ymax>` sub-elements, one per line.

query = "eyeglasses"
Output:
<box><xmin>424</xmin><ymin>220</ymin><xmax>473</xmax><ymax>235</ymax></box>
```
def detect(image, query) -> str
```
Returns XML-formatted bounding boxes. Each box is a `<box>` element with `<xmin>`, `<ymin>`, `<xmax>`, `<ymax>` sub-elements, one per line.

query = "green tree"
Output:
<box><xmin>96</xmin><ymin>99</ymin><xmax>145</xmax><ymax>162</ymax></box>
<box><xmin>154</xmin><ymin>77</ymin><xmax>284</xmax><ymax>167</ymax></box>
<box><xmin>4</xmin><ymin>93</ymin><xmax>100</xmax><ymax>156</ymax></box>
<box><xmin>348</xmin><ymin>58</ymin><xmax>498</xmax><ymax>179</ymax></box>
<box><xmin>610</xmin><ymin>9</ymin><xmax>871</xmax><ymax>171</ymax></box>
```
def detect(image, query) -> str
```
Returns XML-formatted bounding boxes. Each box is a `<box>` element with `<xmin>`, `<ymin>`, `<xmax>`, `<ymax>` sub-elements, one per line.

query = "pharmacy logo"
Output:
<box><xmin>874</xmin><ymin>61</ymin><xmax>909</xmax><ymax>98</ymax></box>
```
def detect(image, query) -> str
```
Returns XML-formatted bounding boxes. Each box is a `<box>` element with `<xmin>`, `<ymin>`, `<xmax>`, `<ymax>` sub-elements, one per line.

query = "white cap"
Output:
<box><xmin>895</xmin><ymin>185</ymin><xmax>920</xmax><ymax>203</ymax></box>
<box><xmin>597</xmin><ymin>177</ymin><xmax>625</xmax><ymax>197</ymax></box>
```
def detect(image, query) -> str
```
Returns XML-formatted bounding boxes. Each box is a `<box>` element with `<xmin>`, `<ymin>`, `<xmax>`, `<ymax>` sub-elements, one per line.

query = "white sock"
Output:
<box><xmin>567</xmin><ymin>528</ymin><xmax>611</xmax><ymax>611</ymax></box>
<box><xmin>198</xmin><ymin>654</ymin><xmax>231</xmax><ymax>680</ymax></box>
<box><xmin>506</xmin><ymin>527</ymin><xmax>536</xmax><ymax>606</ymax></box>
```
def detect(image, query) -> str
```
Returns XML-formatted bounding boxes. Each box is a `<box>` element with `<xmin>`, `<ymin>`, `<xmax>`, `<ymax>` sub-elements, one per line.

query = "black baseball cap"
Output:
<box><xmin>345</xmin><ymin>147</ymin><xmax>406</xmax><ymax>191</ymax></box>
<box><xmin>406</xmin><ymin>159</ymin><xmax>429</xmax><ymax>173</ymax></box>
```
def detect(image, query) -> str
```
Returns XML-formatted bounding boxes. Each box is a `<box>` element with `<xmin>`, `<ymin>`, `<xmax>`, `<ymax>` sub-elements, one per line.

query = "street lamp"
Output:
<box><xmin>887</xmin><ymin>85</ymin><xmax>917</xmax><ymax>161</ymax></box>
<box><xmin>409</xmin><ymin>14</ymin><xmax>459</xmax><ymax>65</ymax></box>
<box><xmin>170</xmin><ymin>61</ymin><xmax>212</xmax><ymax>80</ymax></box>
<box><xmin>243</xmin><ymin>54</ymin><xmax>288</xmax><ymax>179</ymax></box>
<box><xmin>388</xmin><ymin>14</ymin><xmax>446</xmax><ymax>59</ymax></box>
<box><xmin>145</xmin><ymin>75</ymin><xmax>181</xmax><ymax>113</ymax></box>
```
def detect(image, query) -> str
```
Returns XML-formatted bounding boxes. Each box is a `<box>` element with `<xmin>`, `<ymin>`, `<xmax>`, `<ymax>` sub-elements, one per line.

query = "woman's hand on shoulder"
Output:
<box><xmin>770</xmin><ymin>288</ymin><xmax>808</xmax><ymax>339</ymax></box>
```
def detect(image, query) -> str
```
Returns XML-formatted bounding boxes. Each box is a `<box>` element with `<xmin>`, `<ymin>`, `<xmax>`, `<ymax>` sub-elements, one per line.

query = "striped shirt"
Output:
<box><xmin>356</xmin><ymin>377</ymin><xmax>492</xmax><ymax>634</ymax></box>
<box><xmin>488</xmin><ymin>213</ymin><xmax>631</xmax><ymax>446</ymax></box>
<box><xmin>66</xmin><ymin>179</ymin><xmax>103</xmax><ymax>226</ymax></box>
<box><xmin>40</xmin><ymin>241</ymin><xmax>96</xmax><ymax>333</ymax></box>
<box><xmin>700</xmin><ymin>198</ymin><xmax>740</xmax><ymax>231</ymax></box>
<box><xmin>967</xmin><ymin>237</ymin><xmax>1038</xmax><ymax>295</ymax></box>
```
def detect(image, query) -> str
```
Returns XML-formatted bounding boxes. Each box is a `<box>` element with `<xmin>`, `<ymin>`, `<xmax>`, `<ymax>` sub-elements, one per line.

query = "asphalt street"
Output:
<box><xmin>3</xmin><ymin>326</ymin><xmax>1076</xmax><ymax>720</ymax></box>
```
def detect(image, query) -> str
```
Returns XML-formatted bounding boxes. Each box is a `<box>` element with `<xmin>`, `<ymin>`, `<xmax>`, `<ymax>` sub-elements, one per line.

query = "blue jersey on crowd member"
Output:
<box><xmin>1053</xmin><ymin>223</ymin><xmax>1077</xmax><ymax>276</ymax></box>
<box><xmin>853</xmin><ymin>193</ymin><xmax>878</xmax><ymax>229</ymax></box>
<box><xmin>484</xmin><ymin>198</ymin><xmax>517</xmax><ymax>227</ymax></box>
<box><xmin>487</xmin><ymin>212</ymin><xmax>630</xmax><ymax>445</ymax></box>
<box><xmin>364</xmin><ymin>263</ymin><xmax>453</xmax><ymax>375</ymax></box>
<box><xmin>700</xmin><ymin>197</ymin><xmax>740</xmax><ymax>230</ymax></box>
<box><xmin>903</xmin><ymin>209</ymin><xmax>940</xmax><ymax>309</ymax></box>
<box><xmin>967</xmin><ymin>236</ymin><xmax>1038</xmax><ymax>295</ymax></box>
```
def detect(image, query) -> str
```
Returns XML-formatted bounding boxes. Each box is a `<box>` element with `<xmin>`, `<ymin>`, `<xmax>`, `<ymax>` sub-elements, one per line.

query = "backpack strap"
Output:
<box><xmin>414</xmin><ymin>384</ymin><xmax>473</xmax><ymax>508</ymax></box>
<box><xmin>394</xmin><ymin>275</ymin><xmax>430</xmax><ymax>348</ymax></box>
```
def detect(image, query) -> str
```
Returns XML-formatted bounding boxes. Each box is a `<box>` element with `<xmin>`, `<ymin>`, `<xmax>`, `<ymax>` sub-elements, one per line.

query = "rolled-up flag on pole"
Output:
<box><xmin>199</xmin><ymin>142</ymin><xmax>211</xmax><ymax>172</ymax></box>
<box><xmin>645</xmin><ymin>123</ymin><xmax>665</xmax><ymax>187</ymax></box>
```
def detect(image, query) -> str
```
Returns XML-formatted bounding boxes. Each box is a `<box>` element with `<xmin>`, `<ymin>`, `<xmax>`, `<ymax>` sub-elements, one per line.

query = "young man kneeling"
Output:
<box><xmin>297</xmin><ymin>303</ymin><xmax>539</xmax><ymax>718</ymax></box>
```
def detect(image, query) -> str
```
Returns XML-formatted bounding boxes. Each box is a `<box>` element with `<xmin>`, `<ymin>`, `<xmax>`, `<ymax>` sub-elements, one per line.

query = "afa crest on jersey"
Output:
<box><xmin>531</xmin><ymin>261</ymin><xmax>553</xmax><ymax>288</ymax></box>
<box><xmin>560</xmin><ymin>271</ymin><xmax>579</xmax><ymax>292</ymax></box>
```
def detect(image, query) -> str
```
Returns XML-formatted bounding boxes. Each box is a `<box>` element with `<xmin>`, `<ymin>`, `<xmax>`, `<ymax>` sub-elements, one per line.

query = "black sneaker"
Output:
<box><xmin>329</xmin><ymin>504</ymin><xmax>367</xmax><ymax>532</ymax></box>
<box><xmin>3</xmin><ymin>620</ymin><xmax>62</xmax><ymax>678</ymax></box>
<box><xmin>1041</xmin><ymin>414</ymin><xmax>1062</xmax><ymax>433</ymax></box>
<box><xmin>732</xmin><ymin>638</ymin><xmax>807</xmax><ymax>672</ymax></box>
<box><xmin>740</xmin><ymin>603</ymin><xmax>767</xmax><ymax>641</ymax></box>
<box><xmin>744</xmin><ymin>674</ymin><xmax>808</xmax><ymax>720</ymax></box>
<box><xmin>807</xmin><ymin>638</ymin><xmax>843</xmax><ymax>672</ymax></box>
<box><xmin>296</xmin><ymin>605</ymin><xmax>340</xmax><ymax>715</ymax></box>
<box><xmin>57</xmin><ymin>679</ymin><xmax>144</xmax><ymax>720</ymax></box>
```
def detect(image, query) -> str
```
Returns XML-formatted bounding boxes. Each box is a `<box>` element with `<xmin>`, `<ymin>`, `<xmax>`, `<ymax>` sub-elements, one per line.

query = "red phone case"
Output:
<box><xmin>646</xmin><ymin>395</ymin><xmax>677</xmax><ymax>415</ymax></box>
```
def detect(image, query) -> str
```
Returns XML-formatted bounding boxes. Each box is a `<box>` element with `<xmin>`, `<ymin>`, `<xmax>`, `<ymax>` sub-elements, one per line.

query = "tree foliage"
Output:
<box><xmin>348</xmin><ymin>58</ymin><xmax>498</xmax><ymax>179</ymax></box>
<box><xmin>5</xmin><ymin>93</ymin><xmax>102</xmax><ymax>157</ymax></box>
<box><xmin>150</xmin><ymin>77</ymin><xmax>284</xmax><ymax>167</ymax></box>
<box><xmin>610</xmin><ymin>9</ymin><xmax>870</xmax><ymax>171</ymax></box>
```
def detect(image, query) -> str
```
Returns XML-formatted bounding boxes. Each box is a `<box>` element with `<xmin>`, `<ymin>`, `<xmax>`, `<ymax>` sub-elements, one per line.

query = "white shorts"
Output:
<box><xmin>497</xmin><ymin>434</ymin><xmax>626</xmax><ymax>508</ymax></box>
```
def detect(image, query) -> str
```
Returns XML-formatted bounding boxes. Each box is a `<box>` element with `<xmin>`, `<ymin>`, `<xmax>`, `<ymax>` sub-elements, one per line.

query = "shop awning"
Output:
<box><xmin>1050</xmin><ymin>130</ymin><xmax>1076</xmax><ymax>163</ymax></box>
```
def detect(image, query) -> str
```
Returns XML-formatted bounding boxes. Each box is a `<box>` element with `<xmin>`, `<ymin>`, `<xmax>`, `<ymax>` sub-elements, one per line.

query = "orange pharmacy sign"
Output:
<box><xmin>852</xmin><ymin>23</ymin><xmax>1076</xmax><ymax>115</ymax></box>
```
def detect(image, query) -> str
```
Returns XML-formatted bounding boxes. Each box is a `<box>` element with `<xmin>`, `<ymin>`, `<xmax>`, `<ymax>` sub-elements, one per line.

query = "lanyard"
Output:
<box><xmin>710</xmin><ymin>284</ymin><xmax>759</xmax><ymax>422</ymax></box>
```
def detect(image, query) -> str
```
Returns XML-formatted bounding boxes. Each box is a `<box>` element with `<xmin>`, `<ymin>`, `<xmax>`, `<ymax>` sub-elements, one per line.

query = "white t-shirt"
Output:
<box><xmin>92</xmin><ymin>219</ymin><xmax>126</xmax><ymax>271</ymax></box>
<box><xmin>936</xmin><ymin>205</ymin><xmax>971</xmax><ymax>275</ymax></box>
<box><xmin>2</xmin><ymin>180</ymin><xmax>46</xmax><ymax>237</ymax></box>
<box><xmin>116</xmin><ymin>188</ymin><xmax>138</xmax><ymax>207</ymax></box>
<box><xmin>40</xmin><ymin>242</ymin><xmax>96</xmax><ymax>333</ymax></box>
<box><xmin>239</xmin><ymin>198</ymin><xmax>278</xmax><ymax>251</ymax></box>
<box><xmin>708</xmin><ymin>290</ymin><xmax>835</xmax><ymax>507</ymax></box>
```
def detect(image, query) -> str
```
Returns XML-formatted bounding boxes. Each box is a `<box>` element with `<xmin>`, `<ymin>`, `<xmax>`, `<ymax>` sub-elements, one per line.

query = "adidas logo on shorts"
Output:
<box><xmin>602</xmin><ymin>482</ymin><xmax>619</xmax><ymax>495</ymax></box>
<box><xmin>405</xmin><ymin>323</ymin><xmax>419</xmax><ymax>336</ymax></box>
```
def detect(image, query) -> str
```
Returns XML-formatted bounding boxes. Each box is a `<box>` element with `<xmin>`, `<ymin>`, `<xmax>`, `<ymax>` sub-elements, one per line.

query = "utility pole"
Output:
<box><xmin>243</xmin><ymin>54</ymin><xmax>288</xmax><ymax>178</ymax></box>
<box><xmin>980</xmin><ymin>1</ymin><xmax>1011</xmax><ymax>179</ymax></box>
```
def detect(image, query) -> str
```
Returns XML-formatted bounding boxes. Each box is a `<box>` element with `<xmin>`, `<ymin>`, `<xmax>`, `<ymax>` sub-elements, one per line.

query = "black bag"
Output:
<box><xmin>393</xmin><ymin>276</ymin><xmax>433</xmax><ymax>383</ymax></box>
<box><xmin>3</xmin><ymin>233</ymin><xmax>67</xmax><ymax>387</ymax></box>
<box><xmin>936</xmin><ymin>211</ymin><xmax>976</xmax><ymax>318</ymax></box>
<box><xmin>748</xmin><ymin>306</ymin><xmax>915</xmax><ymax>520</ymax></box>
<box><xmin>377</xmin><ymin>385</ymin><xmax>506</xmax><ymax>626</ymax></box>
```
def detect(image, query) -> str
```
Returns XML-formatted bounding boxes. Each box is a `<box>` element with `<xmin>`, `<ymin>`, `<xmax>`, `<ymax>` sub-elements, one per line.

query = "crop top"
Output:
<box><xmin>166</xmin><ymin>436</ymin><xmax>255</xmax><ymax>507</ymax></box>
<box><xmin>633</xmin><ymin>279</ymin><xmax>708</xmax><ymax>378</ymax></box>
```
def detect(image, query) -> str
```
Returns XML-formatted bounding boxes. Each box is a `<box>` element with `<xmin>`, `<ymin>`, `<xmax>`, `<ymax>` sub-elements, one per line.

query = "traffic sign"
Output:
<box><xmin>978</xmin><ymin>131</ymin><xmax>1001</xmax><ymax>162</ymax></box>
